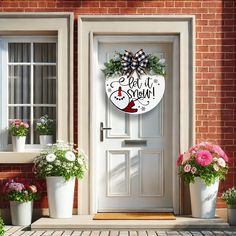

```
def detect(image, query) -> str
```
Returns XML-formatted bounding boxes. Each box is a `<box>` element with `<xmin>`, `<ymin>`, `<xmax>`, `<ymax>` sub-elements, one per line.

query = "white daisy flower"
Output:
<box><xmin>65</xmin><ymin>151</ymin><xmax>76</xmax><ymax>161</ymax></box>
<box><xmin>77</xmin><ymin>158</ymin><xmax>84</xmax><ymax>165</ymax></box>
<box><xmin>46</xmin><ymin>153</ymin><xmax>56</xmax><ymax>162</ymax></box>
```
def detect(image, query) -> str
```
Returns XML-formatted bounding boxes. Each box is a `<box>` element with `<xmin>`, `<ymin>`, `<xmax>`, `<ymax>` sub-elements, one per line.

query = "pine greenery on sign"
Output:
<box><xmin>102</xmin><ymin>52</ymin><xmax>165</xmax><ymax>78</ymax></box>
<box><xmin>0</xmin><ymin>216</ymin><xmax>4</xmax><ymax>236</ymax></box>
<box><xmin>34</xmin><ymin>141</ymin><xmax>88</xmax><ymax>181</ymax></box>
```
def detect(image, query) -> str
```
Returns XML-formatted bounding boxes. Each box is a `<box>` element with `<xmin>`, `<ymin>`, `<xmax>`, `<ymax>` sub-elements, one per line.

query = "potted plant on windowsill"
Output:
<box><xmin>33</xmin><ymin>141</ymin><xmax>88</xmax><ymax>218</ymax></box>
<box><xmin>222</xmin><ymin>187</ymin><xmax>236</xmax><ymax>225</ymax></box>
<box><xmin>9</xmin><ymin>119</ymin><xmax>29</xmax><ymax>152</ymax></box>
<box><xmin>36</xmin><ymin>115</ymin><xmax>54</xmax><ymax>145</ymax></box>
<box><xmin>177</xmin><ymin>142</ymin><xmax>229</xmax><ymax>218</ymax></box>
<box><xmin>4</xmin><ymin>178</ymin><xmax>40</xmax><ymax>226</ymax></box>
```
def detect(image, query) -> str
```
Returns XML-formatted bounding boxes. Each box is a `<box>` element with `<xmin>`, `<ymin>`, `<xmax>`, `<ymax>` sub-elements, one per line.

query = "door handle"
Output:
<box><xmin>100</xmin><ymin>122</ymin><xmax>112</xmax><ymax>142</ymax></box>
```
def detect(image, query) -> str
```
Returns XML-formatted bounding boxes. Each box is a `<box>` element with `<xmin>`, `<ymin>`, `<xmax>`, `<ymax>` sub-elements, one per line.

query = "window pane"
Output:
<box><xmin>34</xmin><ymin>65</ymin><xmax>56</xmax><ymax>104</ymax></box>
<box><xmin>34</xmin><ymin>107</ymin><xmax>56</xmax><ymax>144</ymax></box>
<box><xmin>8</xmin><ymin>107</ymin><xmax>30</xmax><ymax>144</ymax></box>
<box><xmin>34</xmin><ymin>43</ymin><xmax>56</xmax><ymax>63</ymax></box>
<box><xmin>8</xmin><ymin>65</ymin><xmax>31</xmax><ymax>104</ymax></box>
<box><xmin>8</xmin><ymin>43</ymin><xmax>30</xmax><ymax>62</ymax></box>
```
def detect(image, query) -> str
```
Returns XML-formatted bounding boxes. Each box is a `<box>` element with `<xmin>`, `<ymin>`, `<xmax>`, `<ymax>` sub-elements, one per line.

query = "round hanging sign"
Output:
<box><xmin>102</xmin><ymin>49</ymin><xmax>166</xmax><ymax>115</ymax></box>
<box><xmin>105</xmin><ymin>74</ymin><xmax>165</xmax><ymax>114</ymax></box>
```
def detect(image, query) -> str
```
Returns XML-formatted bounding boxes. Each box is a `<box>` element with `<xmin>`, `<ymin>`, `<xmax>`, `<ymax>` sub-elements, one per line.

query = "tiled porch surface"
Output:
<box><xmin>4</xmin><ymin>226</ymin><xmax>236</xmax><ymax>236</ymax></box>
<box><xmin>30</xmin><ymin>215</ymin><xmax>230</xmax><ymax>230</ymax></box>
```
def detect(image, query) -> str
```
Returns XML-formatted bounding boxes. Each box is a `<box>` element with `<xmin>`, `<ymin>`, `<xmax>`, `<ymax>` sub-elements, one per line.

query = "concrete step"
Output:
<box><xmin>31</xmin><ymin>215</ymin><xmax>229</xmax><ymax>230</ymax></box>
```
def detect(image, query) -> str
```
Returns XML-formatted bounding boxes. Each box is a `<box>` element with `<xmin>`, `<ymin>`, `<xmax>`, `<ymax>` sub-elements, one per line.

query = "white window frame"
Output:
<box><xmin>1</xmin><ymin>36</ymin><xmax>57</xmax><ymax>150</ymax></box>
<box><xmin>0</xmin><ymin>13</ymin><xmax>73</xmax><ymax>163</ymax></box>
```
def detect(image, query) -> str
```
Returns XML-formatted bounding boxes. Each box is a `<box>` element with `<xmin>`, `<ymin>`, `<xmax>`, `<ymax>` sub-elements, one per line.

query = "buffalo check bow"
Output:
<box><xmin>121</xmin><ymin>49</ymin><xmax>148</xmax><ymax>78</ymax></box>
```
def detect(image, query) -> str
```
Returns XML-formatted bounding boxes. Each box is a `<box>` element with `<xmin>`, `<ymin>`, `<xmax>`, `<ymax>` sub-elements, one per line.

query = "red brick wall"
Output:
<box><xmin>0</xmin><ymin>0</ymin><xmax>235</xmax><ymax>210</ymax></box>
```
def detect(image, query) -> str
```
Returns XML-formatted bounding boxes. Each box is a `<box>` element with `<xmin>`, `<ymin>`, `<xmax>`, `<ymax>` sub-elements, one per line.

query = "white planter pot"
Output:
<box><xmin>10</xmin><ymin>201</ymin><xmax>33</xmax><ymax>226</ymax></box>
<box><xmin>12</xmin><ymin>136</ymin><xmax>26</xmax><ymax>152</ymax></box>
<box><xmin>189</xmin><ymin>177</ymin><xmax>219</xmax><ymax>218</ymax></box>
<box><xmin>228</xmin><ymin>207</ymin><xmax>236</xmax><ymax>226</ymax></box>
<box><xmin>46</xmin><ymin>176</ymin><xmax>75</xmax><ymax>218</ymax></box>
<box><xmin>39</xmin><ymin>135</ymin><xmax>53</xmax><ymax>145</ymax></box>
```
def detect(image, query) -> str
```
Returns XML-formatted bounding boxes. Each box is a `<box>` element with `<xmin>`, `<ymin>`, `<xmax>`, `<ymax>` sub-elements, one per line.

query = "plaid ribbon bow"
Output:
<box><xmin>121</xmin><ymin>49</ymin><xmax>148</xmax><ymax>78</ymax></box>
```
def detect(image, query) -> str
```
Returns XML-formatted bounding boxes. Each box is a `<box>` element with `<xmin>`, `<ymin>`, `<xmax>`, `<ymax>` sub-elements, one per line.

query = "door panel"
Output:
<box><xmin>94</xmin><ymin>36</ymin><xmax>173</xmax><ymax>212</ymax></box>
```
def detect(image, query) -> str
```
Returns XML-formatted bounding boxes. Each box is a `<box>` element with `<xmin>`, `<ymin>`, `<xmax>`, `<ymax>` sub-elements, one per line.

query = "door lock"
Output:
<box><xmin>100</xmin><ymin>122</ymin><xmax>112</xmax><ymax>142</ymax></box>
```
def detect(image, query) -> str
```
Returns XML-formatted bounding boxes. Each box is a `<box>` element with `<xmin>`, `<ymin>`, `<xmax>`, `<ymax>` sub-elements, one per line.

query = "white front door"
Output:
<box><xmin>92</xmin><ymin>36</ymin><xmax>174</xmax><ymax>212</ymax></box>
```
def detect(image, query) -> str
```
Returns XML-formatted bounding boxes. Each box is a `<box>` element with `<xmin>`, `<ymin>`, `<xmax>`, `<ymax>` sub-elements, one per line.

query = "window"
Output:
<box><xmin>1</xmin><ymin>37</ymin><xmax>57</xmax><ymax>150</ymax></box>
<box><xmin>0</xmin><ymin>13</ymin><xmax>73</xmax><ymax>161</ymax></box>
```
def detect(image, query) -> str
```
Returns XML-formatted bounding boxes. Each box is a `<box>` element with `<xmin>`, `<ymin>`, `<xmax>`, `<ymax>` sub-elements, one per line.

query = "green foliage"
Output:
<box><xmin>0</xmin><ymin>216</ymin><xmax>4</xmax><ymax>236</ymax></box>
<box><xmin>34</xmin><ymin>141</ymin><xmax>88</xmax><ymax>181</ymax></box>
<box><xmin>6</xmin><ymin>190</ymin><xmax>40</xmax><ymax>203</ymax></box>
<box><xmin>178</xmin><ymin>160</ymin><xmax>228</xmax><ymax>186</ymax></box>
<box><xmin>9</xmin><ymin>119</ymin><xmax>29</xmax><ymax>137</ymax></box>
<box><xmin>222</xmin><ymin>187</ymin><xmax>236</xmax><ymax>207</ymax></box>
<box><xmin>36</xmin><ymin>115</ymin><xmax>54</xmax><ymax>135</ymax></box>
<box><xmin>102</xmin><ymin>52</ymin><xmax>123</xmax><ymax>78</ymax></box>
<box><xmin>102</xmin><ymin>51</ymin><xmax>165</xmax><ymax>78</ymax></box>
<box><xmin>146</xmin><ymin>55</ymin><xmax>165</xmax><ymax>76</ymax></box>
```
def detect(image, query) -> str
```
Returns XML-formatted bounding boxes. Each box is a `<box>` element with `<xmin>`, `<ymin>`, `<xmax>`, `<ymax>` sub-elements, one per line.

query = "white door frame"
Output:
<box><xmin>78</xmin><ymin>15</ymin><xmax>195</xmax><ymax>215</ymax></box>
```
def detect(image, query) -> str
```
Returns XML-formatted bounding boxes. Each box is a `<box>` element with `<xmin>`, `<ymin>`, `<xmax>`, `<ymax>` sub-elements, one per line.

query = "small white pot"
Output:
<box><xmin>46</xmin><ymin>176</ymin><xmax>75</xmax><ymax>218</ymax></box>
<box><xmin>228</xmin><ymin>207</ymin><xmax>236</xmax><ymax>226</ymax></box>
<box><xmin>10</xmin><ymin>201</ymin><xmax>33</xmax><ymax>226</ymax></box>
<box><xmin>12</xmin><ymin>136</ymin><xmax>26</xmax><ymax>152</ymax></box>
<box><xmin>39</xmin><ymin>135</ymin><xmax>53</xmax><ymax>145</ymax></box>
<box><xmin>189</xmin><ymin>177</ymin><xmax>219</xmax><ymax>218</ymax></box>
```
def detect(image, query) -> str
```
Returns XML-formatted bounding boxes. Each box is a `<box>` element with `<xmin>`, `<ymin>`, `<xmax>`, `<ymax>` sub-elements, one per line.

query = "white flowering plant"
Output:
<box><xmin>222</xmin><ymin>187</ymin><xmax>236</xmax><ymax>208</ymax></box>
<box><xmin>35</xmin><ymin>115</ymin><xmax>54</xmax><ymax>135</ymax></box>
<box><xmin>33</xmin><ymin>141</ymin><xmax>88</xmax><ymax>181</ymax></box>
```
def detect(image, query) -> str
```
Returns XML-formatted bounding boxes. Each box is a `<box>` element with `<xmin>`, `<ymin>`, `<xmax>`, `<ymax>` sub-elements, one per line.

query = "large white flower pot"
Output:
<box><xmin>228</xmin><ymin>207</ymin><xmax>236</xmax><ymax>226</ymax></box>
<box><xmin>189</xmin><ymin>177</ymin><xmax>219</xmax><ymax>218</ymax></box>
<box><xmin>39</xmin><ymin>135</ymin><xmax>53</xmax><ymax>145</ymax></box>
<box><xmin>12</xmin><ymin>136</ymin><xmax>26</xmax><ymax>152</ymax></box>
<box><xmin>10</xmin><ymin>201</ymin><xmax>33</xmax><ymax>226</ymax></box>
<box><xmin>46</xmin><ymin>176</ymin><xmax>75</xmax><ymax>218</ymax></box>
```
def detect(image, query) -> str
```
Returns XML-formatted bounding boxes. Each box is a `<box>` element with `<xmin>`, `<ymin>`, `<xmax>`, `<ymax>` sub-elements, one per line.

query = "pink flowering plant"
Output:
<box><xmin>9</xmin><ymin>119</ymin><xmax>29</xmax><ymax>136</ymax></box>
<box><xmin>4</xmin><ymin>178</ymin><xmax>40</xmax><ymax>202</ymax></box>
<box><xmin>177</xmin><ymin>142</ymin><xmax>229</xmax><ymax>186</ymax></box>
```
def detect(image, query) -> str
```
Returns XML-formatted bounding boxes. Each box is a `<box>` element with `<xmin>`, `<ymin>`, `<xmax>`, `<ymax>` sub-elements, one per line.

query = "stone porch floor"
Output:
<box><xmin>30</xmin><ymin>215</ymin><xmax>229</xmax><ymax>230</ymax></box>
<box><xmin>4</xmin><ymin>226</ymin><xmax>236</xmax><ymax>236</ymax></box>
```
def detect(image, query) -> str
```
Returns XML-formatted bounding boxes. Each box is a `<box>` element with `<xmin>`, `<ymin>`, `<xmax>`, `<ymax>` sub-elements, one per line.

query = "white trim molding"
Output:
<box><xmin>0</xmin><ymin>13</ymin><xmax>74</xmax><ymax>163</ymax></box>
<box><xmin>78</xmin><ymin>15</ymin><xmax>195</xmax><ymax>215</ymax></box>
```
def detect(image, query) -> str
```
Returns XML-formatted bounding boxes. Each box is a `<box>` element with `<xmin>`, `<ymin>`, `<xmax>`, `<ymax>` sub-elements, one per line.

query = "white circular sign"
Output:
<box><xmin>105</xmin><ymin>74</ymin><xmax>165</xmax><ymax>114</ymax></box>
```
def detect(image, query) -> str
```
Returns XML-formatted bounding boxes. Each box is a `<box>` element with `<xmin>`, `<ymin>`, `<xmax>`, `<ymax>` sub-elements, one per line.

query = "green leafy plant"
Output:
<box><xmin>177</xmin><ymin>142</ymin><xmax>229</xmax><ymax>186</ymax></box>
<box><xmin>222</xmin><ymin>187</ymin><xmax>236</xmax><ymax>208</ymax></box>
<box><xmin>33</xmin><ymin>141</ymin><xmax>88</xmax><ymax>181</ymax></box>
<box><xmin>36</xmin><ymin>115</ymin><xmax>54</xmax><ymax>135</ymax></box>
<box><xmin>9</xmin><ymin>119</ymin><xmax>29</xmax><ymax>137</ymax></box>
<box><xmin>102</xmin><ymin>51</ymin><xmax>165</xmax><ymax>78</ymax></box>
<box><xmin>4</xmin><ymin>178</ymin><xmax>40</xmax><ymax>202</ymax></box>
<box><xmin>0</xmin><ymin>216</ymin><xmax>4</xmax><ymax>236</ymax></box>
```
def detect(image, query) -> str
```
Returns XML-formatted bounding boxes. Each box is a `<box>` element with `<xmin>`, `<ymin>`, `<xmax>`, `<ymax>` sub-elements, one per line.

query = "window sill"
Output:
<box><xmin>0</xmin><ymin>151</ymin><xmax>40</xmax><ymax>163</ymax></box>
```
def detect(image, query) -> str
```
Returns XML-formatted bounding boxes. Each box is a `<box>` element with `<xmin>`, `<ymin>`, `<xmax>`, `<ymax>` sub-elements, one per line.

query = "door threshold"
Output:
<box><xmin>31</xmin><ymin>215</ymin><xmax>229</xmax><ymax>231</ymax></box>
<box><xmin>98</xmin><ymin>208</ymin><xmax>174</xmax><ymax>213</ymax></box>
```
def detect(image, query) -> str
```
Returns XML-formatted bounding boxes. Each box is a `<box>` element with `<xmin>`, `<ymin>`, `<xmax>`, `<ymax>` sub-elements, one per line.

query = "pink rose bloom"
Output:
<box><xmin>188</xmin><ymin>144</ymin><xmax>199</xmax><ymax>153</ymax></box>
<box><xmin>196</xmin><ymin>150</ymin><xmax>213</xmax><ymax>166</ymax></box>
<box><xmin>14</xmin><ymin>119</ymin><xmax>21</xmax><ymax>125</ymax></box>
<box><xmin>182</xmin><ymin>152</ymin><xmax>191</xmax><ymax>163</ymax></box>
<box><xmin>176</xmin><ymin>154</ymin><xmax>183</xmax><ymax>166</ymax></box>
<box><xmin>184</xmin><ymin>164</ymin><xmax>191</xmax><ymax>172</ymax></box>
<box><xmin>212</xmin><ymin>144</ymin><xmax>225</xmax><ymax>157</ymax></box>
<box><xmin>24</xmin><ymin>123</ymin><xmax>29</xmax><ymax>128</ymax></box>
<box><xmin>191</xmin><ymin>167</ymin><xmax>197</xmax><ymax>174</ymax></box>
